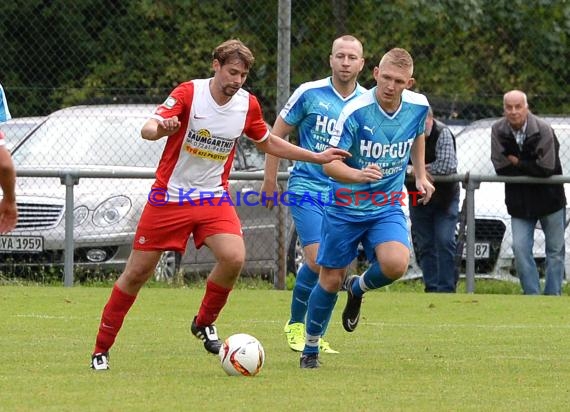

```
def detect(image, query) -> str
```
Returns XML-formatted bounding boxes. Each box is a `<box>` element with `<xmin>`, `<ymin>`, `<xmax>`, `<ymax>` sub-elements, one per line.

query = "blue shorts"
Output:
<box><xmin>316</xmin><ymin>207</ymin><xmax>409</xmax><ymax>269</ymax></box>
<box><xmin>290</xmin><ymin>195</ymin><xmax>324</xmax><ymax>247</ymax></box>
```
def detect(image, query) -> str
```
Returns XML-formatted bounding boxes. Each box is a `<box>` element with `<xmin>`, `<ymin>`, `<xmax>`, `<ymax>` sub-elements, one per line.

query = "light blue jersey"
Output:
<box><xmin>280</xmin><ymin>77</ymin><xmax>366</xmax><ymax>198</ymax></box>
<box><xmin>329</xmin><ymin>88</ymin><xmax>429</xmax><ymax>217</ymax></box>
<box><xmin>0</xmin><ymin>84</ymin><xmax>11</xmax><ymax>123</ymax></box>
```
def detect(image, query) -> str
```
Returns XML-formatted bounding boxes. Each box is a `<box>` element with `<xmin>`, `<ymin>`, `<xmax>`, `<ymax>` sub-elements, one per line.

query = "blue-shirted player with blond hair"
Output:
<box><xmin>262</xmin><ymin>35</ymin><xmax>366</xmax><ymax>354</ymax></box>
<box><xmin>300</xmin><ymin>47</ymin><xmax>435</xmax><ymax>368</ymax></box>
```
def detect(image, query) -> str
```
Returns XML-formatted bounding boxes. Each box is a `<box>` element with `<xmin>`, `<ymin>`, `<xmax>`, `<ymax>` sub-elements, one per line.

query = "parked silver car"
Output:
<box><xmin>0</xmin><ymin>116</ymin><xmax>45</xmax><ymax>152</ymax></box>
<box><xmin>3</xmin><ymin>105</ymin><xmax>283</xmax><ymax>279</ymax></box>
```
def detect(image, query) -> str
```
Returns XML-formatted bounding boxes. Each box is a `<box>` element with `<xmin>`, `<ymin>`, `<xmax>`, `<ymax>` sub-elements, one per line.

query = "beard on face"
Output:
<box><xmin>222</xmin><ymin>85</ymin><xmax>240</xmax><ymax>97</ymax></box>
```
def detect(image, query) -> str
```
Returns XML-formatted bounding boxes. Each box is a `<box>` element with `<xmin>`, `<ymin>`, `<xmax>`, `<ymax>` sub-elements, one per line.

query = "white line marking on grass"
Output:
<box><xmin>14</xmin><ymin>314</ymin><xmax>72</xmax><ymax>319</ymax></box>
<box><xmin>364</xmin><ymin>321</ymin><xmax>570</xmax><ymax>330</ymax></box>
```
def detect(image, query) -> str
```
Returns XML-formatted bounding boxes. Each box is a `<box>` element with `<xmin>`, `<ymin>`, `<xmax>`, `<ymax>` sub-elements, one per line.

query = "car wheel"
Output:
<box><xmin>287</xmin><ymin>227</ymin><xmax>303</xmax><ymax>276</ymax></box>
<box><xmin>154</xmin><ymin>250</ymin><xmax>181</xmax><ymax>282</ymax></box>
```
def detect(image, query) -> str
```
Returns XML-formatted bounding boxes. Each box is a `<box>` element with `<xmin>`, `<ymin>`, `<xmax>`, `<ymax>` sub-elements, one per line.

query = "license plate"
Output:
<box><xmin>462</xmin><ymin>242</ymin><xmax>490</xmax><ymax>259</ymax></box>
<box><xmin>0</xmin><ymin>235</ymin><xmax>44</xmax><ymax>252</ymax></box>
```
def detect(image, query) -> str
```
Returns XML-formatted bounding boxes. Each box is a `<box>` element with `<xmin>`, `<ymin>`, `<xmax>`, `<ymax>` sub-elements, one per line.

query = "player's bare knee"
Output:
<box><xmin>320</xmin><ymin>271</ymin><xmax>344</xmax><ymax>292</ymax></box>
<box><xmin>119</xmin><ymin>266</ymin><xmax>154</xmax><ymax>290</ymax></box>
<box><xmin>217</xmin><ymin>252</ymin><xmax>245</xmax><ymax>272</ymax></box>
<box><xmin>381</xmin><ymin>259</ymin><xmax>409</xmax><ymax>280</ymax></box>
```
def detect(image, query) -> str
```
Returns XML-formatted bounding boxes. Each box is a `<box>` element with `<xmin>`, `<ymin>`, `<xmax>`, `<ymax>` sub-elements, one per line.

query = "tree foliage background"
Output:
<box><xmin>1</xmin><ymin>0</ymin><xmax>569</xmax><ymax>122</ymax></box>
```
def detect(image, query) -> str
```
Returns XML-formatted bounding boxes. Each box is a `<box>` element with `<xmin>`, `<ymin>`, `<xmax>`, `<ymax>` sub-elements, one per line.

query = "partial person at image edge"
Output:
<box><xmin>0</xmin><ymin>83</ymin><xmax>18</xmax><ymax>234</ymax></box>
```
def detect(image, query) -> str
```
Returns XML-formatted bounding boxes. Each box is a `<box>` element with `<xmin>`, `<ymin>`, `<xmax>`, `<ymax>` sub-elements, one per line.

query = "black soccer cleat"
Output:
<box><xmin>191</xmin><ymin>316</ymin><xmax>222</xmax><ymax>354</ymax></box>
<box><xmin>342</xmin><ymin>275</ymin><xmax>363</xmax><ymax>332</ymax></box>
<box><xmin>300</xmin><ymin>353</ymin><xmax>320</xmax><ymax>369</ymax></box>
<box><xmin>90</xmin><ymin>352</ymin><xmax>110</xmax><ymax>371</ymax></box>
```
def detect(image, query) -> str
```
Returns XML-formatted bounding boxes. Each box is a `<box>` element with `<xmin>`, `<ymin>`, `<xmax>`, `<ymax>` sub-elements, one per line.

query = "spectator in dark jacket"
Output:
<box><xmin>491</xmin><ymin>90</ymin><xmax>566</xmax><ymax>295</ymax></box>
<box><xmin>407</xmin><ymin>107</ymin><xmax>460</xmax><ymax>292</ymax></box>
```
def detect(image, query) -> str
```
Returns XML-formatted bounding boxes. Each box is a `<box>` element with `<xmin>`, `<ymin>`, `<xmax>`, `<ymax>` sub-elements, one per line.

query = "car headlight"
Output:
<box><xmin>93</xmin><ymin>196</ymin><xmax>132</xmax><ymax>227</ymax></box>
<box><xmin>73</xmin><ymin>205</ymin><xmax>89</xmax><ymax>227</ymax></box>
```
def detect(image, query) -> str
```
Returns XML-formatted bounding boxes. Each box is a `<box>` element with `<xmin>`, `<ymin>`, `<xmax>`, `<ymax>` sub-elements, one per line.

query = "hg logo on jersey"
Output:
<box><xmin>315</xmin><ymin>115</ymin><xmax>337</xmax><ymax>135</ymax></box>
<box><xmin>359</xmin><ymin>137</ymin><xmax>414</xmax><ymax>159</ymax></box>
<box><xmin>313</xmin><ymin>115</ymin><xmax>337</xmax><ymax>152</ymax></box>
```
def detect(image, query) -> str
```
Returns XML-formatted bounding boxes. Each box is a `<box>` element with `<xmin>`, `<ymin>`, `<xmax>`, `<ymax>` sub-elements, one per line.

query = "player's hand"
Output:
<box><xmin>358</xmin><ymin>164</ymin><xmax>383</xmax><ymax>183</ymax></box>
<box><xmin>314</xmin><ymin>148</ymin><xmax>351</xmax><ymax>164</ymax></box>
<box><xmin>0</xmin><ymin>199</ymin><xmax>18</xmax><ymax>234</ymax></box>
<box><xmin>415</xmin><ymin>176</ymin><xmax>435</xmax><ymax>204</ymax></box>
<box><xmin>260</xmin><ymin>180</ymin><xmax>280</xmax><ymax>210</ymax></box>
<box><xmin>158</xmin><ymin>116</ymin><xmax>181</xmax><ymax>135</ymax></box>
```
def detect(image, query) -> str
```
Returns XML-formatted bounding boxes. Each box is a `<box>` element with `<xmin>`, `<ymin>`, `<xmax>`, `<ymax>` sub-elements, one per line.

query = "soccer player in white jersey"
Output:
<box><xmin>0</xmin><ymin>83</ymin><xmax>18</xmax><ymax>234</ymax></box>
<box><xmin>300</xmin><ymin>48</ymin><xmax>435</xmax><ymax>368</ymax></box>
<box><xmin>90</xmin><ymin>39</ymin><xmax>350</xmax><ymax>371</ymax></box>
<box><xmin>262</xmin><ymin>35</ymin><xmax>365</xmax><ymax>354</ymax></box>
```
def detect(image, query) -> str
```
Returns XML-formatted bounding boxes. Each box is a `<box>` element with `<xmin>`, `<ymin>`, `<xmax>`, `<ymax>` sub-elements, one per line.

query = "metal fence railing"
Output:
<box><xmin>8</xmin><ymin>169</ymin><xmax>570</xmax><ymax>292</ymax></box>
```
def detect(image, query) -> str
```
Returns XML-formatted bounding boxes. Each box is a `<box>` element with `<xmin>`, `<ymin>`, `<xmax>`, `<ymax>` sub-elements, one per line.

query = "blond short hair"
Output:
<box><xmin>379</xmin><ymin>48</ymin><xmax>414</xmax><ymax>75</ymax></box>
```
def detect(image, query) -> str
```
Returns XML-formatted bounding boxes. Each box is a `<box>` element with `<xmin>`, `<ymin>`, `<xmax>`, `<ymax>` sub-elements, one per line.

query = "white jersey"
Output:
<box><xmin>150</xmin><ymin>79</ymin><xmax>269</xmax><ymax>203</ymax></box>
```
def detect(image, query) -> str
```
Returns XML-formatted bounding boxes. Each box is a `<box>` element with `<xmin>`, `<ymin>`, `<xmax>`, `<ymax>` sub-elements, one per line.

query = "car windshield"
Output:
<box><xmin>11</xmin><ymin>109</ymin><xmax>267</xmax><ymax>171</ymax></box>
<box><xmin>12</xmin><ymin>113</ymin><xmax>165</xmax><ymax>168</ymax></box>
<box><xmin>0</xmin><ymin>117</ymin><xmax>44</xmax><ymax>152</ymax></box>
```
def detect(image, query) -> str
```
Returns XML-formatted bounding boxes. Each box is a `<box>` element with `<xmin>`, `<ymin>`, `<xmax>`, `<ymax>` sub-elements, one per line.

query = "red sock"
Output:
<box><xmin>195</xmin><ymin>280</ymin><xmax>232</xmax><ymax>326</ymax></box>
<box><xmin>93</xmin><ymin>284</ymin><xmax>137</xmax><ymax>354</ymax></box>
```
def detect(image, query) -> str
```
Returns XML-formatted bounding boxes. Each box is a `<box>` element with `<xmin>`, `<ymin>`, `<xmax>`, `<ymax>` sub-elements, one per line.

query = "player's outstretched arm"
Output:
<box><xmin>256</xmin><ymin>134</ymin><xmax>350</xmax><ymax>165</ymax></box>
<box><xmin>261</xmin><ymin>117</ymin><xmax>295</xmax><ymax>209</ymax></box>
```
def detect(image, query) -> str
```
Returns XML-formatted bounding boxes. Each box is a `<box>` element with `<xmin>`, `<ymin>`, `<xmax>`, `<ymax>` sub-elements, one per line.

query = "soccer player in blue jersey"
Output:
<box><xmin>299</xmin><ymin>47</ymin><xmax>435</xmax><ymax>368</ymax></box>
<box><xmin>261</xmin><ymin>35</ymin><xmax>365</xmax><ymax>354</ymax></box>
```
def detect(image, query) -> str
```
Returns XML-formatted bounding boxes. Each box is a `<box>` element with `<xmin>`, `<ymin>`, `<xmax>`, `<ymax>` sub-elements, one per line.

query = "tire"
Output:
<box><xmin>286</xmin><ymin>226</ymin><xmax>303</xmax><ymax>276</ymax></box>
<box><xmin>154</xmin><ymin>250</ymin><xmax>181</xmax><ymax>282</ymax></box>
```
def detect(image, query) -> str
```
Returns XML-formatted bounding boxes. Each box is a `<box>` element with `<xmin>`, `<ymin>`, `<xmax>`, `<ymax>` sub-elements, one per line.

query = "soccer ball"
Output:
<box><xmin>219</xmin><ymin>333</ymin><xmax>265</xmax><ymax>376</ymax></box>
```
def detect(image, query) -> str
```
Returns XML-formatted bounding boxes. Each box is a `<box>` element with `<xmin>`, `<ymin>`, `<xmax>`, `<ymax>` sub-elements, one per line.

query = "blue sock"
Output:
<box><xmin>352</xmin><ymin>262</ymin><xmax>394</xmax><ymax>298</ymax></box>
<box><xmin>289</xmin><ymin>264</ymin><xmax>318</xmax><ymax>324</ymax></box>
<box><xmin>304</xmin><ymin>283</ymin><xmax>338</xmax><ymax>354</ymax></box>
<box><xmin>321</xmin><ymin>299</ymin><xmax>333</xmax><ymax>337</ymax></box>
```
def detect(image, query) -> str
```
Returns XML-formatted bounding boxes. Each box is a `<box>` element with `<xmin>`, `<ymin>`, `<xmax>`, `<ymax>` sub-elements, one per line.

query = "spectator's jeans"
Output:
<box><xmin>511</xmin><ymin>208</ymin><xmax>566</xmax><ymax>295</ymax></box>
<box><xmin>410</xmin><ymin>193</ymin><xmax>460</xmax><ymax>292</ymax></box>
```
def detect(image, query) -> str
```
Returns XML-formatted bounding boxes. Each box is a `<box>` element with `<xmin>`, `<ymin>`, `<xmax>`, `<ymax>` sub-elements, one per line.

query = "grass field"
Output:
<box><xmin>2</xmin><ymin>283</ymin><xmax>570</xmax><ymax>411</ymax></box>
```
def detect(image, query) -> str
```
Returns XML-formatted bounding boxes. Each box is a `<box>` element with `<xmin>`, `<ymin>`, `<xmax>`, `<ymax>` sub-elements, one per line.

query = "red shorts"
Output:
<box><xmin>133</xmin><ymin>200</ymin><xmax>243</xmax><ymax>253</ymax></box>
